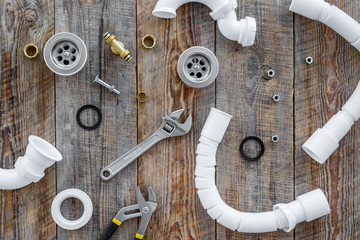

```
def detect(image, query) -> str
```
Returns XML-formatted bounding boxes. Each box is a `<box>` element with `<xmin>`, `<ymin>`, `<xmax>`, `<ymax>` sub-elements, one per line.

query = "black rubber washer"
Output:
<box><xmin>76</xmin><ymin>105</ymin><xmax>102</xmax><ymax>131</ymax></box>
<box><xmin>239</xmin><ymin>136</ymin><xmax>265</xmax><ymax>161</ymax></box>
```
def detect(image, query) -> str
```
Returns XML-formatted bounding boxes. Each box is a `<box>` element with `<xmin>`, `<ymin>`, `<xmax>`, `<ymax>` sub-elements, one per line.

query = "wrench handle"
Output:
<box><xmin>100</xmin><ymin>133</ymin><xmax>163</xmax><ymax>180</ymax></box>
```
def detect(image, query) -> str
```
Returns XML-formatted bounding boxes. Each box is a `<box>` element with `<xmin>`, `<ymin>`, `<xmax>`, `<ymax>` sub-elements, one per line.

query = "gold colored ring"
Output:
<box><xmin>24</xmin><ymin>44</ymin><xmax>38</xmax><ymax>58</ymax></box>
<box><xmin>137</xmin><ymin>92</ymin><xmax>148</xmax><ymax>103</ymax></box>
<box><xmin>142</xmin><ymin>35</ymin><xmax>156</xmax><ymax>49</ymax></box>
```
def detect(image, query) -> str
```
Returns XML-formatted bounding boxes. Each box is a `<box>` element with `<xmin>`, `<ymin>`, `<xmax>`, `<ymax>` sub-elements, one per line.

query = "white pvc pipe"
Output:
<box><xmin>152</xmin><ymin>0</ymin><xmax>257</xmax><ymax>47</ymax></box>
<box><xmin>196</xmin><ymin>108</ymin><xmax>330</xmax><ymax>233</ymax></box>
<box><xmin>290</xmin><ymin>0</ymin><xmax>360</xmax><ymax>163</ymax></box>
<box><xmin>0</xmin><ymin>136</ymin><xmax>62</xmax><ymax>190</ymax></box>
<box><xmin>290</xmin><ymin>0</ymin><xmax>360</xmax><ymax>51</ymax></box>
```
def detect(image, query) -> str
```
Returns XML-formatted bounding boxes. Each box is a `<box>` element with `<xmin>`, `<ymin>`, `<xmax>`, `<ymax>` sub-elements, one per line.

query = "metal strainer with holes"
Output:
<box><xmin>44</xmin><ymin>32</ymin><xmax>87</xmax><ymax>76</ymax></box>
<box><xmin>177</xmin><ymin>46</ymin><xmax>219</xmax><ymax>88</ymax></box>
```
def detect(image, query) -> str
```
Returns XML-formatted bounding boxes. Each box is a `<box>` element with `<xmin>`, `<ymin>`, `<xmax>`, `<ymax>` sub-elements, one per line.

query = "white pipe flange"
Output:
<box><xmin>51</xmin><ymin>188</ymin><xmax>93</xmax><ymax>230</ymax></box>
<box><xmin>44</xmin><ymin>32</ymin><xmax>87</xmax><ymax>76</ymax></box>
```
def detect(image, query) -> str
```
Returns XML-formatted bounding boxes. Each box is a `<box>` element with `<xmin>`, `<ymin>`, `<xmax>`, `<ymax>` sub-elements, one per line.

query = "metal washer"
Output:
<box><xmin>44</xmin><ymin>32</ymin><xmax>87</xmax><ymax>76</ymax></box>
<box><xmin>177</xmin><ymin>46</ymin><xmax>219</xmax><ymax>88</ymax></box>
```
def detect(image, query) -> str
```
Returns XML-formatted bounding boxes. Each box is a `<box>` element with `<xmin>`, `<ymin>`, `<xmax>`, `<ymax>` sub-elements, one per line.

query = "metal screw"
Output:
<box><xmin>272</xmin><ymin>94</ymin><xmax>280</xmax><ymax>102</ymax></box>
<box><xmin>306</xmin><ymin>56</ymin><xmax>313</xmax><ymax>65</ymax></box>
<box><xmin>93</xmin><ymin>75</ymin><xmax>120</xmax><ymax>95</ymax></box>
<box><xmin>271</xmin><ymin>135</ymin><xmax>279</xmax><ymax>143</ymax></box>
<box><xmin>142</xmin><ymin>207</ymin><xmax>149</xmax><ymax>214</ymax></box>
<box><xmin>267</xmin><ymin>69</ymin><xmax>276</xmax><ymax>78</ymax></box>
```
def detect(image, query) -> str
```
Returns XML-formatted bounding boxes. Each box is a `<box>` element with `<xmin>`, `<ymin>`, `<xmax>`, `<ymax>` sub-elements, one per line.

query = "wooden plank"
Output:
<box><xmin>0</xmin><ymin>0</ymin><xmax>55</xmax><ymax>239</ymax></box>
<box><xmin>54</xmin><ymin>0</ymin><xmax>137</xmax><ymax>239</ymax></box>
<box><xmin>215</xmin><ymin>0</ymin><xmax>294</xmax><ymax>239</ymax></box>
<box><xmin>294</xmin><ymin>0</ymin><xmax>360</xmax><ymax>238</ymax></box>
<box><xmin>137</xmin><ymin>1</ymin><xmax>216</xmax><ymax>239</ymax></box>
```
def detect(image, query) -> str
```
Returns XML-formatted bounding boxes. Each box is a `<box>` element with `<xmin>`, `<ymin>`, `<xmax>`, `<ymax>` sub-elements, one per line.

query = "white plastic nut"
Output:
<box><xmin>51</xmin><ymin>188</ymin><xmax>93</xmax><ymax>230</ymax></box>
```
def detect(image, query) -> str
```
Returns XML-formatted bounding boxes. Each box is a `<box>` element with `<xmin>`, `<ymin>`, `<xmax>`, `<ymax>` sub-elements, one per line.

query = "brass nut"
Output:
<box><xmin>24</xmin><ymin>44</ymin><xmax>38</xmax><ymax>58</ymax></box>
<box><xmin>142</xmin><ymin>35</ymin><xmax>156</xmax><ymax>49</ymax></box>
<box><xmin>137</xmin><ymin>92</ymin><xmax>148</xmax><ymax>103</ymax></box>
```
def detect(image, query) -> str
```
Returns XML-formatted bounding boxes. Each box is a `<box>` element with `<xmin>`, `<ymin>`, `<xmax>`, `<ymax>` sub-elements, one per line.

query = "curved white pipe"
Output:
<box><xmin>196</xmin><ymin>108</ymin><xmax>330</xmax><ymax>233</ymax></box>
<box><xmin>290</xmin><ymin>0</ymin><xmax>360</xmax><ymax>163</ymax></box>
<box><xmin>152</xmin><ymin>0</ymin><xmax>257</xmax><ymax>47</ymax></box>
<box><xmin>0</xmin><ymin>135</ymin><xmax>63</xmax><ymax>190</ymax></box>
<box><xmin>290</xmin><ymin>0</ymin><xmax>360</xmax><ymax>51</ymax></box>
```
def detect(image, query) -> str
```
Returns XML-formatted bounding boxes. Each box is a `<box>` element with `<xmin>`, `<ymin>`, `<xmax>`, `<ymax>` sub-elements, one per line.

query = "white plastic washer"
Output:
<box><xmin>51</xmin><ymin>188</ymin><xmax>93</xmax><ymax>230</ymax></box>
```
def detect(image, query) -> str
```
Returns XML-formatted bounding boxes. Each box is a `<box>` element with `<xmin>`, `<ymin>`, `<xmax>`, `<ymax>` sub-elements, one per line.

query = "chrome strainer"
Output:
<box><xmin>177</xmin><ymin>46</ymin><xmax>219</xmax><ymax>88</ymax></box>
<box><xmin>44</xmin><ymin>32</ymin><xmax>87</xmax><ymax>76</ymax></box>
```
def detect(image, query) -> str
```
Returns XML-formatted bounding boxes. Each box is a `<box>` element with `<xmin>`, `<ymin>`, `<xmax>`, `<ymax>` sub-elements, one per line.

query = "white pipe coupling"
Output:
<box><xmin>0</xmin><ymin>135</ymin><xmax>62</xmax><ymax>190</ymax></box>
<box><xmin>152</xmin><ymin>0</ymin><xmax>256</xmax><ymax>47</ymax></box>
<box><xmin>196</xmin><ymin>108</ymin><xmax>330</xmax><ymax>233</ymax></box>
<box><xmin>290</xmin><ymin>0</ymin><xmax>360</xmax><ymax>163</ymax></box>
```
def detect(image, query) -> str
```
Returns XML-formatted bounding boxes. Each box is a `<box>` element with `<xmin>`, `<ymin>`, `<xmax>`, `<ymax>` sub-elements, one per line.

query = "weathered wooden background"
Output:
<box><xmin>1</xmin><ymin>0</ymin><xmax>360</xmax><ymax>239</ymax></box>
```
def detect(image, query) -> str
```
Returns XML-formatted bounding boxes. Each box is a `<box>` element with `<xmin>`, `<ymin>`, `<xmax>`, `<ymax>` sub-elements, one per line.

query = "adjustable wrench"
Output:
<box><xmin>100</xmin><ymin>109</ymin><xmax>192</xmax><ymax>180</ymax></box>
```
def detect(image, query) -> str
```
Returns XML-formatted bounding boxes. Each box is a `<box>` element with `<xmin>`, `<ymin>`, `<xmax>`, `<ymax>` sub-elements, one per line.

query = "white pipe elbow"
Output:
<box><xmin>152</xmin><ymin>0</ymin><xmax>257</xmax><ymax>47</ymax></box>
<box><xmin>217</xmin><ymin>13</ymin><xmax>257</xmax><ymax>46</ymax></box>
<box><xmin>0</xmin><ymin>136</ymin><xmax>62</xmax><ymax>190</ymax></box>
<box><xmin>196</xmin><ymin>108</ymin><xmax>330</xmax><ymax>233</ymax></box>
<box><xmin>290</xmin><ymin>0</ymin><xmax>360</xmax><ymax>163</ymax></box>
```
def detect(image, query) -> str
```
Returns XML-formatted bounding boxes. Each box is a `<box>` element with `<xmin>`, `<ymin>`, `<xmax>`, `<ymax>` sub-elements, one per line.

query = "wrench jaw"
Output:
<box><xmin>162</xmin><ymin>110</ymin><xmax>192</xmax><ymax>138</ymax></box>
<box><xmin>168</xmin><ymin>109</ymin><xmax>185</xmax><ymax>120</ymax></box>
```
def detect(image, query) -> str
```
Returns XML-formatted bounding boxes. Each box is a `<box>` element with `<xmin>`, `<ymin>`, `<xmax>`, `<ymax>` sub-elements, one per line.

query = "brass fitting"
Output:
<box><xmin>103</xmin><ymin>32</ymin><xmax>132</xmax><ymax>61</ymax></box>
<box><xmin>142</xmin><ymin>34</ymin><xmax>156</xmax><ymax>49</ymax></box>
<box><xmin>24</xmin><ymin>44</ymin><xmax>38</xmax><ymax>58</ymax></box>
<box><xmin>137</xmin><ymin>92</ymin><xmax>148</xmax><ymax>103</ymax></box>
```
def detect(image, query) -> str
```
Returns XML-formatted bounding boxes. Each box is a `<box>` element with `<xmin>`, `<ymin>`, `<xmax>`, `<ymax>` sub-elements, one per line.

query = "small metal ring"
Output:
<box><xmin>137</xmin><ymin>92</ymin><xmax>148</xmax><ymax>103</ymax></box>
<box><xmin>267</xmin><ymin>69</ymin><xmax>276</xmax><ymax>78</ymax></box>
<box><xmin>24</xmin><ymin>44</ymin><xmax>38</xmax><ymax>58</ymax></box>
<box><xmin>239</xmin><ymin>136</ymin><xmax>265</xmax><ymax>161</ymax></box>
<box><xmin>306</xmin><ymin>56</ymin><xmax>313</xmax><ymax>65</ymax></box>
<box><xmin>142</xmin><ymin>34</ymin><xmax>156</xmax><ymax>49</ymax></box>
<box><xmin>76</xmin><ymin>105</ymin><xmax>102</xmax><ymax>131</ymax></box>
<box><xmin>271</xmin><ymin>135</ymin><xmax>279</xmax><ymax>143</ymax></box>
<box><xmin>272</xmin><ymin>94</ymin><xmax>280</xmax><ymax>102</ymax></box>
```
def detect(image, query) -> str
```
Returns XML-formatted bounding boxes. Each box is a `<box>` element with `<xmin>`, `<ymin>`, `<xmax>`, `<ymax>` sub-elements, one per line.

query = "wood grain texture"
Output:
<box><xmin>0</xmin><ymin>0</ymin><xmax>55</xmax><ymax>239</ymax></box>
<box><xmin>294</xmin><ymin>0</ymin><xmax>360</xmax><ymax>239</ymax></box>
<box><xmin>54</xmin><ymin>0</ymin><xmax>137</xmax><ymax>239</ymax></box>
<box><xmin>215</xmin><ymin>0</ymin><xmax>294</xmax><ymax>239</ymax></box>
<box><xmin>136</xmin><ymin>1</ymin><xmax>216</xmax><ymax>239</ymax></box>
<box><xmin>1</xmin><ymin>0</ymin><xmax>360</xmax><ymax>239</ymax></box>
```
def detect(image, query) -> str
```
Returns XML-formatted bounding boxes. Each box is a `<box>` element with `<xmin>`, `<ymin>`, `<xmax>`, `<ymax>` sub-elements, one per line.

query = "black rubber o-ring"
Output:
<box><xmin>239</xmin><ymin>136</ymin><xmax>265</xmax><ymax>161</ymax></box>
<box><xmin>76</xmin><ymin>105</ymin><xmax>102</xmax><ymax>131</ymax></box>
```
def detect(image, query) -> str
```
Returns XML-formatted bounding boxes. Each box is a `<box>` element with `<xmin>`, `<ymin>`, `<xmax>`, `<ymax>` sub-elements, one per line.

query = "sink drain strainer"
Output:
<box><xmin>44</xmin><ymin>32</ymin><xmax>87</xmax><ymax>76</ymax></box>
<box><xmin>177</xmin><ymin>46</ymin><xmax>219</xmax><ymax>88</ymax></box>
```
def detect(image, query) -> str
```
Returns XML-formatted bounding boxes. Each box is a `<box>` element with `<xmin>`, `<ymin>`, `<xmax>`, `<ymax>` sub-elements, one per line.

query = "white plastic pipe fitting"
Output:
<box><xmin>152</xmin><ymin>0</ymin><xmax>257</xmax><ymax>47</ymax></box>
<box><xmin>196</xmin><ymin>108</ymin><xmax>330</xmax><ymax>233</ymax></box>
<box><xmin>0</xmin><ymin>135</ymin><xmax>62</xmax><ymax>190</ymax></box>
<box><xmin>290</xmin><ymin>0</ymin><xmax>360</xmax><ymax>51</ymax></box>
<box><xmin>290</xmin><ymin>0</ymin><xmax>360</xmax><ymax>163</ymax></box>
<box><xmin>303</xmin><ymin>82</ymin><xmax>360</xmax><ymax>163</ymax></box>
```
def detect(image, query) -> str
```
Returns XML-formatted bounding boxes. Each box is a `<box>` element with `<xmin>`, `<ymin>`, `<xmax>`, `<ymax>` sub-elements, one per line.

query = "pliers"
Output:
<box><xmin>100</xmin><ymin>184</ymin><xmax>157</xmax><ymax>240</ymax></box>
